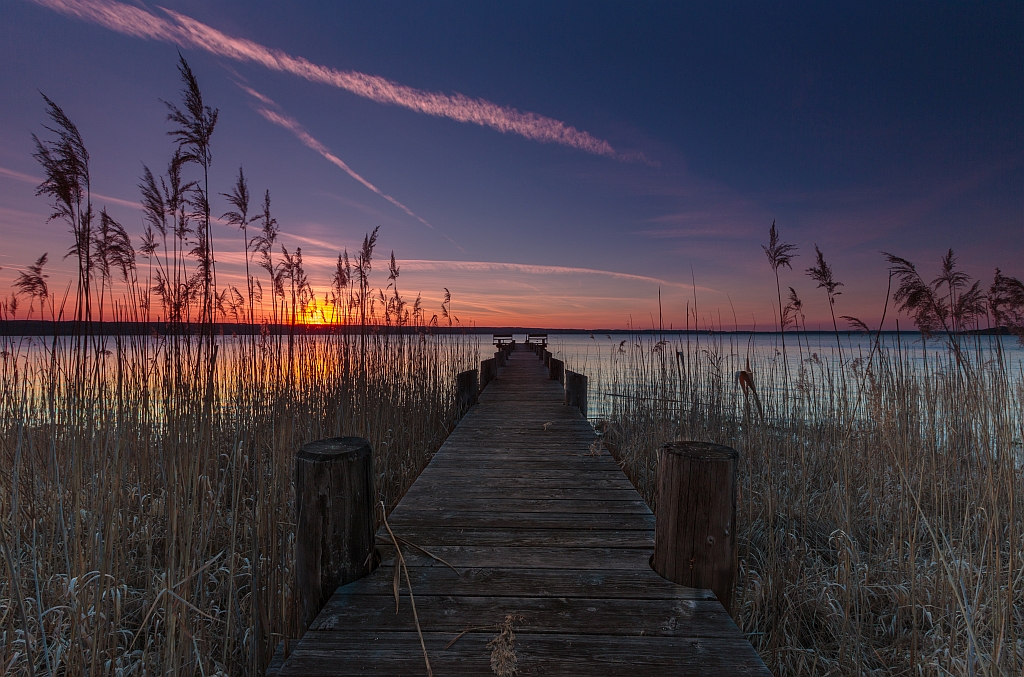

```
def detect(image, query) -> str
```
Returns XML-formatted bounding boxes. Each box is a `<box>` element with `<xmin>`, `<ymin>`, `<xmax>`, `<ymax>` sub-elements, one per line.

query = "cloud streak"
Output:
<box><xmin>397</xmin><ymin>259</ymin><xmax>716</xmax><ymax>293</ymax></box>
<box><xmin>30</xmin><ymin>0</ymin><xmax>617</xmax><ymax>157</ymax></box>
<box><xmin>237</xmin><ymin>85</ymin><xmax>462</xmax><ymax>251</ymax></box>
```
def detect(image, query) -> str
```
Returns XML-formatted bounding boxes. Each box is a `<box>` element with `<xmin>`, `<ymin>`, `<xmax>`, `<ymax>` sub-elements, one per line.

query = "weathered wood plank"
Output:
<box><xmin>375</xmin><ymin>543</ymin><xmax>654</xmax><ymax>570</ymax></box>
<box><xmin>401</xmin><ymin>487</ymin><xmax>643</xmax><ymax>502</ymax></box>
<box><xmin>375</xmin><ymin>527</ymin><xmax>654</xmax><ymax>547</ymax></box>
<box><xmin>311</xmin><ymin>594</ymin><xmax>736</xmax><ymax>638</ymax></box>
<box><xmin>280</xmin><ymin>632</ymin><xmax>771</xmax><ymax>676</ymax></box>
<box><xmin>395</xmin><ymin>496</ymin><xmax>651</xmax><ymax>514</ymax></box>
<box><xmin>384</xmin><ymin>510</ymin><xmax>654</xmax><ymax>531</ymax></box>
<box><xmin>324</xmin><ymin>566</ymin><xmax>714</xmax><ymax>599</ymax></box>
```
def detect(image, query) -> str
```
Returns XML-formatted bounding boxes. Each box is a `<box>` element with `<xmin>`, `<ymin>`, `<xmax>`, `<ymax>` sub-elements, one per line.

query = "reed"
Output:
<box><xmin>577</xmin><ymin>317</ymin><xmax>1023</xmax><ymax>675</ymax></box>
<box><xmin>0</xmin><ymin>56</ymin><xmax>477</xmax><ymax>677</ymax></box>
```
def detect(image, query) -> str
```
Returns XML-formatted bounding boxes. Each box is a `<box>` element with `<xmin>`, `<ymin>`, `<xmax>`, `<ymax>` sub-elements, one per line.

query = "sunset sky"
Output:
<box><xmin>1</xmin><ymin>1</ymin><xmax>1021</xmax><ymax>329</ymax></box>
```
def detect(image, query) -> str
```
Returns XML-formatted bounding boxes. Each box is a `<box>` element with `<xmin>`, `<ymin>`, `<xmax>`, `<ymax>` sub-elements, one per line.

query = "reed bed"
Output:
<box><xmin>0</xmin><ymin>328</ymin><xmax>477</xmax><ymax>676</ymax></box>
<box><xmin>0</xmin><ymin>54</ymin><xmax>482</xmax><ymax>676</ymax></box>
<box><xmin>571</xmin><ymin>332</ymin><xmax>1023</xmax><ymax>675</ymax></box>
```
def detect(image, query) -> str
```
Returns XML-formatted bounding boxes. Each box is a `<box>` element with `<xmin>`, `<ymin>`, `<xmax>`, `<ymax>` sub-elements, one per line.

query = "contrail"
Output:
<box><xmin>239</xmin><ymin>85</ymin><xmax>463</xmax><ymax>251</ymax></box>
<box><xmin>30</xmin><ymin>0</ymin><xmax>617</xmax><ymax>157</ymax></box>
<box><xmin>400</xmin><ymin>260</ymin><xmax>717</xmax><ymax>293</ymax></box>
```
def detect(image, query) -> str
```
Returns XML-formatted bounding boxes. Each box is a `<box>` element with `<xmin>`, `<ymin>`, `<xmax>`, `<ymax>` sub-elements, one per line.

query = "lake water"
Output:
<box><xmin>508</xmin><ymin>331</ymin><xmax>1024</xmax><ymax>422</ymax></box>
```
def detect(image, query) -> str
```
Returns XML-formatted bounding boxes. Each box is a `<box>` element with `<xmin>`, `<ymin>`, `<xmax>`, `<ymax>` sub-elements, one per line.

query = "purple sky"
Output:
<box><xmin>1</xmin><ymin>0</ymin><xmax>1021</xmax><ymax>329</ymax></box>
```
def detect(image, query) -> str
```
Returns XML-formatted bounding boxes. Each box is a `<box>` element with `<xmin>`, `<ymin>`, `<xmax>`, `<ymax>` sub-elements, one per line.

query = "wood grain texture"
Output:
<box><xmin>455</xmin><ymin>368</ymin><xmax>478</xmax><ymax>412</ymax></box>
<box><xmin>294</xmin><ymin>437</ymin><xmax>377</xmax><ymax>634</ymax></box>
<box><xmin>548</xmin><ymin>356</ymin><xmax>565</xmax><ymax>384</ymax></box>
<box><xmin>275</xmin><ymin>347</ymin><xmax>767</xmax><ymax>676</ymax></box>
<box><xmin>652</xmin><ymin>441</ymin><xmax>739</xmax><ymax>615</ymax></box>
<box><xmin>564</xmin><ymin>369</ymin><xmax>588</xmax><ymax>418</ymax></box>
<box><xmin>480</xmin><ymin>357</ymin><xmax>497</xmax><ymax>388</ymax></box>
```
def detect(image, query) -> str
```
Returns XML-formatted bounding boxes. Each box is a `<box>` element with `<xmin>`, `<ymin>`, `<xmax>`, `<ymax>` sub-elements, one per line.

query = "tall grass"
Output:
<box><xmin>0</xmin><ymin>54</ymin><xmax>478</xmax><ymax>677</ymax></box>
<box><xmin>575</xmin><ymin>330</ymin><xmax>1023</xmax><ymax>675</ymax></box>
<box><xmin>0</xmin><ymin>328</ymin><xmax>476</xmax><ymax>676</ymax></box>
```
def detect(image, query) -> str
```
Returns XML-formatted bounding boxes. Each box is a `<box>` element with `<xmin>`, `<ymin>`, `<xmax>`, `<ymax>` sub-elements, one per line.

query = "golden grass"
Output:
<box><xmin>0</xmin><ymin>328</ymin><xmax>477</xmax><ymax>676</ymax></box>
<box><xmin>577</xmin><ymin>332</ymin><xmax>1023</xmax><ymax>676</ymax></box>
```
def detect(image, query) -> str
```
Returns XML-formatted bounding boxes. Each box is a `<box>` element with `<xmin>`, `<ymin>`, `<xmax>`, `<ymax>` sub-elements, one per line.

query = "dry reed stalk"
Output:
<box><xmin>0</xmin><ymin>328</ymin><xmax>477</xmax><ymax>676</ymax></box>
<box><xmin>379</xmin><ymin>502</ymin><xmax>432</xmax><ymax>677</ymax></box>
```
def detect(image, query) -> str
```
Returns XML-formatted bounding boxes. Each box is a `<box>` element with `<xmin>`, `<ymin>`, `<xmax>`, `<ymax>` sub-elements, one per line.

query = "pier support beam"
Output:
<box><xmin>564</xmin><ymin>370</ymin><xmax>587</xmax><ymax>418</ymax></box>
<box><xmin>456</xmin><ymin>369</ymin><xmax>478</xmax><ymax>412</ymax></box>
<box><xmin>481</xmin><ymin>357</ymin><xmax>497</xmax><ymax>388</ymax></box>
<box><xmin>651</xmin><ymin>441</ymin><xmax>738</xmax><ymax>614</ymax></box>
<box><xmin>548</xmin><ymin>357</ymin><xmax>564</xmax><ymax>384</ymax></box>
<box><xmin>295</xmin><ymin>437</ymin><xmax>377</xmax><ymax>634</ymax></box>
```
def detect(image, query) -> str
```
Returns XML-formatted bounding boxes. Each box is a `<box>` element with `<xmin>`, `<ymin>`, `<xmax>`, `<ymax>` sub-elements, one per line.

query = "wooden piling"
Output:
<box><xmin>548</xmin><ymin>356</ymin><xmax>564</xmax><ymax>384</ymax></box>
<box><xmin>295</xmin><ymin>437</ymin><xmax>377</xmax><ymax>634</ymax></box>
<box><xmin>481</xmin><ymin>357</ymin><xmax>497</xmax><ymax>388</ymax></box>
<box><xmin>456</xmin><ymin>369</ymin><xmax>478</xmax><ymax>411</ymax></box>
<box><xmin>564</xmin><ymin>369</ymin><xmax>588</xmax><ymax>417</ymax></box>
<box><xmin>651</xmin><ymin>441</ymin><xmax>738</xmax><ymax>614</ymax></box>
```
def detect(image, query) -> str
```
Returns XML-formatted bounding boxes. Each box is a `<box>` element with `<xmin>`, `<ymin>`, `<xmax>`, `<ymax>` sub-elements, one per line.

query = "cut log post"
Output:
<box><xmin>456</xmin><ymin>369</ymin><xmax>479</xmax><ymax>412</ymax></box>
<box><xmin>549</xmin><ymin>357</ymin><xmax>564</xmax><ymax>384</ymax></box>
<box><xmin>564</xmin><ymin>370</ymin><xmax>588</xmax><ymax>418</ymax></box>
<box><xmin>651</xmin><ymin>441</ymin><xmax>738</xmax><ymax>614</ymax></box>
<box><xmin>295</xmin><ymin>437</ymin><xmax>377</xmax><ymax>634</ymax></box>
<box><xmin>481</xmin><ymin>357</ymin><xmax>497</xmax><ymax>388</ymax></box>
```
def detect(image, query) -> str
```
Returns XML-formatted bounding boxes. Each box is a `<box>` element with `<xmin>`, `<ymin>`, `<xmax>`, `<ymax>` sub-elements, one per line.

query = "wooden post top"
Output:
<box><xmin>297</xmin><ymin>437</ymin><xmax>372</xmax><ymax>462</ymax></box>
<box><xmin>661</xmin><ymin>440</ymin><xmax>738</xmax><ymax>461</ymax></box>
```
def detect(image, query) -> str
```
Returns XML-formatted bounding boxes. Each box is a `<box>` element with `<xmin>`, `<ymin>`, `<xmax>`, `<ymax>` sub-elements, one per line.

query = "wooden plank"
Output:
<box><xmin>324</xmin><ymin>566</ymin><xmax>712</xmax><ymax>599</ymax></box>
<box><xmin>401</xmin><ymin>486</ymin><xmax>644</xmax><ymax>501</ymax></box>
<box><xmin>414</xmin><ymin>463</ymin><xmax>619</xmax><ymax>475</ymax></box>
<box><xmin>384</xmin><ymin>510</ymin><xmax>654</xmax><ymax>531</ymax></box>
<box><xmin>394</xmin><ymin>496</ymin><xmax>651</xmax><ymax>514</ymax></box>
<box><xmin>408</xmin><ymin>473</ymin><xmax>638</xmax><ymax>488</ymax></box>
<box><xmin>280</xmin><ymin>632</ymin><xmax>771</xmax><ymax>676</ymax></box>
<box><xmin>374</xmin><ymin>527</ymin><xmax>653</xmax><ymax>548</ymax></box>
<box><xmin>311</xmin><ymin>594</ymin><xmax>736</xmax><ymax>638</ymax></box>
<box><xmin>375</xmin><ymin>544</ymin><xmax>655</xmax><ymax>570</ymax></box>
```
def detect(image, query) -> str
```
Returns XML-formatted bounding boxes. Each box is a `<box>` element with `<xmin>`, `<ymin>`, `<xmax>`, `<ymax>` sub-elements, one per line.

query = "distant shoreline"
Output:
<box><xmin>0</xmin><ymin>320</ymin><xmax>1014</xmax><ymax>337</ymax></box>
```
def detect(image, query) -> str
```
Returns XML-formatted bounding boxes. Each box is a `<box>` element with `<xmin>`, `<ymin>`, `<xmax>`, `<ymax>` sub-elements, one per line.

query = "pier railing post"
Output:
<box><xmin>295</xmin><ymin>437</ymin><xmax>377</xmax><ymax>634</ymax></box>
<box><xmin>481</xmin><ymin>357</ymin><xmax>497</xmax><ymax>388</ymax></box>
<box><xmin>651</xmin><ymin>441</ymin><xmax>738</xmax><ymax>614</ymax></box>
<box><xmin>543</xmin><ymin>349</ymin><xmax>551</xmax><ymax>367</ymax></box>
<box><xmin>549</xmin><ymin>357</ymin><xmax>564</xmax><ymax>384</ymax></box>
<box><xmin>564</xmin><ymin>370</ymin><xmax>587</xmax><ymax>417</ymax></box>
<box><xmin>456</xmin><ymin>369</ymin><xmax>479</xmax><ymax>412</ymax></box>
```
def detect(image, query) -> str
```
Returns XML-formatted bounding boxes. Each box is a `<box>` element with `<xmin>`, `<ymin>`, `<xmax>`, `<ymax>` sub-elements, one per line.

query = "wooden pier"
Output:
<box><xmin>273</xmin><ymin>346</ymin><xmax>769</xmax><ymax>676</ymax></box>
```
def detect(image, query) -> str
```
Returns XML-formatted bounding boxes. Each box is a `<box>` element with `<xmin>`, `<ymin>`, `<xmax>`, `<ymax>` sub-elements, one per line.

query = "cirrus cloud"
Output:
<box><xmin>29</xmin><ymin>0</ymin><xmax>620</xmax><ymax>158</ymax></box>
